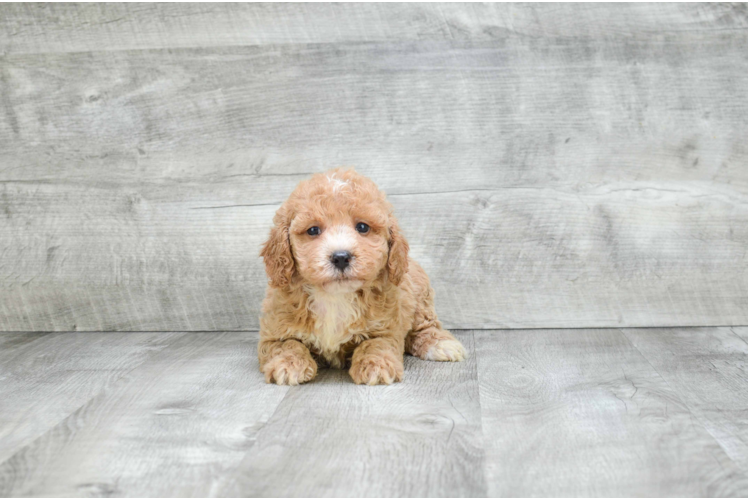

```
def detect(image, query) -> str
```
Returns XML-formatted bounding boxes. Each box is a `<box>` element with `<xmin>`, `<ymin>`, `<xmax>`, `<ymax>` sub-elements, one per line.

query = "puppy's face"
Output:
<box><xmin>288</xmin><ymin>198</ymin><xmax>389</xmax><ymax>293</ymax></box>
<box><xmin>261</xmin><ymin>169</ymin><xmax>409</xmax><ymax>293</ymax></box>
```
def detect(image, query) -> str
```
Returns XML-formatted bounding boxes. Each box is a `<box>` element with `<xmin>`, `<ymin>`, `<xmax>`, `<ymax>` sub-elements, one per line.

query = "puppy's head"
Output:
<box><xmin>261</xmin><ymin>168</ymin><xmax>408</xmax><ymax>293</ymax></box>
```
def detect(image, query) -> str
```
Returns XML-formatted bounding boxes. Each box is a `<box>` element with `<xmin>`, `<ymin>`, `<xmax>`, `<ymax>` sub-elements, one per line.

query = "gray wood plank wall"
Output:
<box><xmin>1</xmin><ymin>3</ymin><xmax>747</xmax><ymax>331</ymax></box>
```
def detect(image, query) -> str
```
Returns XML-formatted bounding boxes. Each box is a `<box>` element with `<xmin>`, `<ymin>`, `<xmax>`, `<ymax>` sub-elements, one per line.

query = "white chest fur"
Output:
<box><xmin>305</xmin><ymin>286</ymin><xmax>363</xmax><ymax>366</ymax></box>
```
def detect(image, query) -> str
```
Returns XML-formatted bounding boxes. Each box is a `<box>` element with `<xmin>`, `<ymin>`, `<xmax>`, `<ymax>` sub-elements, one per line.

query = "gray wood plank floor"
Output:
<box><xmin>1</xmin><ymin>328</ymin><xmax>747</xmax><ymax>497</ymax></box>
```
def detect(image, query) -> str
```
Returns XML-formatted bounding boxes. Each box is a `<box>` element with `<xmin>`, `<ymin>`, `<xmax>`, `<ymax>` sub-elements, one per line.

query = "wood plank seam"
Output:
<box><xmin>0</xmin><ymin>333</ymin><xmax>189</xmax><ymax>467</ymax></box>
<box><xmin>5</xmin><ymin>326</ymin><xmax>748</xmax><ymax>334</ymax></box>
<box><xmin>619</xmin><ymin>328</ymin><xmax>747</xmax><ymax>469</ymax></box>
<box><xmin>731</xmin><ymin>327</ymin><xmax>748</xmax><ymax>349</ymax></box>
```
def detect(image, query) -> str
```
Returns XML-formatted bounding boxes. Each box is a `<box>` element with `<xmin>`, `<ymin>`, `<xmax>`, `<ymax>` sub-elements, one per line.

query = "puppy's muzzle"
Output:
<box><xmin>330</xmin><ymin>250</ymin><xmax>352</xmax><ymax>271</ymax></box>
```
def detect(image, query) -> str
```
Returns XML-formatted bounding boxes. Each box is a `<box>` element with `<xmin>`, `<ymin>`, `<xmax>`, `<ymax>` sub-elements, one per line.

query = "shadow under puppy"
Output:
<box><xmin>259</xmin><ymin>168</ymin><xmax>465</xmax><ymax>385</ymax></box>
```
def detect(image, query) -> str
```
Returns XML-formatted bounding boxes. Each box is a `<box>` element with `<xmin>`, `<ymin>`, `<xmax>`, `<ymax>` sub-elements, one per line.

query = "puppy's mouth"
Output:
<box><xmin>322</xmin><ymin>275</ymin><xmax>364</xmax><ymax>292</ymax></box>
<box><xmin>326</xmin><ymin>275</ymin><xmax>357</xmax><ymax>285</ymax></box>
<box><xmin>328</xmin><ymin>267</ymin><xmax>357</xmax><ymax>281</ymax></box>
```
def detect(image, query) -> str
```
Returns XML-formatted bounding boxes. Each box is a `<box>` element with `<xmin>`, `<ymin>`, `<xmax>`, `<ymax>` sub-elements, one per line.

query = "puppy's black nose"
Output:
<box><xmin>330</xmin><ymin>250</ymin><xmax>352</xmax><ymax>271</ymax></box>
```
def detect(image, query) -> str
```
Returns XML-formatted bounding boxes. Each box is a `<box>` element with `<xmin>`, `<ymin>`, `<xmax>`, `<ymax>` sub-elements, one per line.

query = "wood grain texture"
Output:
<box><xmin>734</xmin><ymin>326</ymin><xmax>748</xmax><ymax>344</ymax></box>
<box><xmin>1</xmin><ymin>4</ymin><xmax>748</xmax><ymax>331</ymax></box>
<box><xmin>2</xmin><ymin>3</ymin><xmax>747</xmax><ymax>54</ymax></box>
<box><xmin>0</xmin><ymin>331</ymin><xmax>181</xmax><ymax>464</ymax></box>
<box><xmin>475</xmin><ymin>328</ymin><xmax>748</xmax><ymax>497</ymax></box>
<box><xmin>0</xmin><ymin>331</ymin><xmax>50</xmax><ymax>351</ymax></box>
<box><xmin>0</xmin><ymin>331</ymin><xmax>288</xmax><ymax>497</ymax></box>
<box><xmin>218</xmin><ymin>332</ymin><xmax>485</xmax><ymax>497</ymax></box>
<box><xmin>2</xmin><ymin>328</ymin><xmax>748</xmax><ymax>496</ymax></box>
<box><xmin>622</xmin><ymin>327</ymin><xmax>748</xmax><ymax>471</ymax></box>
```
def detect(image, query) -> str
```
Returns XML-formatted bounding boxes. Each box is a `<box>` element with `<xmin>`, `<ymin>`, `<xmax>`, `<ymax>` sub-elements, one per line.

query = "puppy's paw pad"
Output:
<box><xmin>425</xmin><ymin>339</ymin><xmax>466</xmax><ymax>362</ymax></box>
<box><xmin>350</xmin><ymin>356</ymin><xmax>403</xmax><ymax>385</ymax></box>
<box><xmin>263</xmin><ymin>353</ymin><xmax>317</xmax><ymax>385</ymax></box>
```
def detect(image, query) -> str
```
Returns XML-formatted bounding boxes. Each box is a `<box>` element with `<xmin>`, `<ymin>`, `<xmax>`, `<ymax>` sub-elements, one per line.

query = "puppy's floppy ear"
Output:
<box><xmin>386</xmin><ymin>215</ymin><xmax>409</xmax><ymax>286</ymax></box>
<box><xmin>260</xmin><ymin>207</ymin><xmax>295</xmax><ymax>288</ymax></box>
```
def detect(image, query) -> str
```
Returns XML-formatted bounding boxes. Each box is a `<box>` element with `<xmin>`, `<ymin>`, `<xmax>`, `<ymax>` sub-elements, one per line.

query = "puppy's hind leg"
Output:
<box><xmin>405</xmin><ymin>265</ymin><xmax>466</xmax><ymax>362</ymax></box>
<box><xmin>407</xmin><ymin>325</ymin><xmax>466</xmax><ymax>362</ymax></box>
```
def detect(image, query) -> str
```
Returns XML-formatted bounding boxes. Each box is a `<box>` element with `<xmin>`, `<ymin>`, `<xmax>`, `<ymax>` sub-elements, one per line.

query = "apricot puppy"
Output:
<box><xmin>258</xmin><ymin>168</ymin><xmax>465</xmax><ymax>385</ymax></box>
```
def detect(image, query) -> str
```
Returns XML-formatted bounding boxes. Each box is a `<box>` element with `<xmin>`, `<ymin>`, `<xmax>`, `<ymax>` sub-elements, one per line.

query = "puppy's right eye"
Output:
<box><xmin>306</xmin><ymin>226</ymin><xmax>321</xmax><ymax>236</ymax></box>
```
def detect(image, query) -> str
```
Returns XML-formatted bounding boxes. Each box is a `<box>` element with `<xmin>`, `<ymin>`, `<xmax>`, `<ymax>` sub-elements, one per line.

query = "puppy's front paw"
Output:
<box><xmin>425</xmin><ymin>338</ymin><xmax>466</xmax><ymax>362</ymax></box>
<box><xmin>349</xmin><ymin>355</ymin><xmax>403</xmax><ymax>385</ymax></box>
<box><xmin>263</xmin><ymin>352</ymin><xmax>317</xmax><ymax>385</ymax></box>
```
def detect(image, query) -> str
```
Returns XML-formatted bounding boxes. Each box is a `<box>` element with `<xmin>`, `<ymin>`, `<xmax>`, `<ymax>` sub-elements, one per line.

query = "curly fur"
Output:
<box><xmin>258</xmin><ymin>168</ymin><xmax>465</xmax><ymax>385</ymax></box>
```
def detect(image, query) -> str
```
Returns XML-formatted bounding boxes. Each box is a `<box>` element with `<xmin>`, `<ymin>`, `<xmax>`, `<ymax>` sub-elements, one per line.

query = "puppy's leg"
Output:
<box><xmin>406</xmin><ymin>326</ymin><xmax>465</xmax><ymax>362</ymax></box>
<box><xmin>406</xmin><ymin>262</ymin><xmax>466</xmax><ymax>362</ymax></box>
<box><xmin>349</xmin><ymin>337</ymin><xmax>404</xmax><ymax>385</ymax></box>
<box><xmin>259</xmin><ymin>338</ymin><xmax>317</xmax><ymax>385</ymax></box>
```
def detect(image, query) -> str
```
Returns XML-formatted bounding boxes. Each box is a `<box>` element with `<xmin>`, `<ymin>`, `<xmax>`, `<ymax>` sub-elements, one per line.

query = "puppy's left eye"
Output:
<box><xmin>355</xmin><ymin>222</ymin><xmax>370</xmax><ymax>234</ymax></box>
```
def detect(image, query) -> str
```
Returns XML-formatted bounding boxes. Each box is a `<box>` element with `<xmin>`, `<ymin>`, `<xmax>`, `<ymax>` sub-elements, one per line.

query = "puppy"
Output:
<box><xmin>258</xmin><ymin>168</ymin><xmax>465</xmax><ymax>385</ymax></box>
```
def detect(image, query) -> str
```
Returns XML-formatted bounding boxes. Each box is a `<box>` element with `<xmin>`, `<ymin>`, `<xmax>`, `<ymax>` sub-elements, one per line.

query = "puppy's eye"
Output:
<box><xmin>306</xmin><ymin>226</ymin><xmax>321</xmax><ymax>236</ymax></box>
<box><xmin>355</xmin><ymin>222</ymin><xmax>370</xmax><ymax>234</ymax></box>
